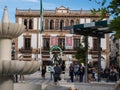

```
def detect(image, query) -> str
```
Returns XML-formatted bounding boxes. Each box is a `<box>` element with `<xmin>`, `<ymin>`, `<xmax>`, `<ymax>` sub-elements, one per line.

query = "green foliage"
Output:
<box><xmin>90</xmin><ymin>0</ymin><xmax>120</xmax><ymax>38</ymax></box>
<box><xmin>91</xmin><ymin>7</ymin><xmax>108</xmax><ymax>20</ymax></box>
<box><xmin>75</xmin><ymin>43</ymin><xmax>86</xmax><ymax>64</ymax></box>
<box><xmin>90</xmin><ymin>0</ymin><xmax>120</xmax><ymax>17</ymax></box>
<box><xmin>108</xmin><ymin>0</ymin><xmax>120</xmax><ymax>16</ymax></box>
<box><xmin>109</xmin><ymin>16</ymin><xmax>120</xmax><ymax>38</ymax></box>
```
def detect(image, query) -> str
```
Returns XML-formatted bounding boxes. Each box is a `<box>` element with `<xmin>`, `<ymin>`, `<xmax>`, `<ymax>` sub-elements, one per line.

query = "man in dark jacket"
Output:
<box><xmin>54</xmin><ymin>63</ymin><xmax>62</xmax><ymax>85</ymax></box>
<box><xmin>78</xmin><ymin>64</ymin><xmax>85</xmax><ymax>82</ymax></box>
<box><xmin>69</xmin><ymin>63</ymin><xmax>74</xmax><ymax>82</ymax></box>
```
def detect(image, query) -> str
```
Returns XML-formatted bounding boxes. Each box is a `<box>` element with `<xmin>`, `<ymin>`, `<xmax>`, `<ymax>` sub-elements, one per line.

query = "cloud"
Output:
<box><xmin>22</xmin><ymin>0</ymin><xmax>38</xmax><ymax>2</ymax></box>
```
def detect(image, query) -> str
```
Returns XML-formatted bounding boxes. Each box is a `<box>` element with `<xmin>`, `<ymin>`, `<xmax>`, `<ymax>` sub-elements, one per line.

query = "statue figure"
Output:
<box><xmin>51</xmin><ymin>53</ymin><xmax>62</xmax><ymax>65</ymax></box>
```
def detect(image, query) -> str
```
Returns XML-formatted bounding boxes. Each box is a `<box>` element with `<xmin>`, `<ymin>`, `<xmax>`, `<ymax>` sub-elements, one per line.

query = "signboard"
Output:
<box><xmin>50</xmin><ymin>36</ymin><xmax>58</xmax><ymax>46</ymax></box>
<box><xmin>65</xmin><ymin>35</ymin><xmax>73</xmax><ymax>49</ymax></box>
<box><xmin>66</xmin><ymin>37</ymin><xmax>72</xmax><ymax>46</ymax></box>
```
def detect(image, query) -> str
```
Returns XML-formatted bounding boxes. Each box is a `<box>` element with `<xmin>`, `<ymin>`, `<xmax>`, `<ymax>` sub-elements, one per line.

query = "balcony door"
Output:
<box><xmin>24</xmin><ymin>37</ymin><xmax>31</xmax><ymax>50</ymax></box>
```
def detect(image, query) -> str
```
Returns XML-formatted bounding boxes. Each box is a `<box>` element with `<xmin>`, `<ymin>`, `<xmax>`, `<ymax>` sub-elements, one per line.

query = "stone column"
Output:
<box><xmin>0</xmin><ymin>76</ymin><xmax>14</xmax><ymax>90</ymax></box>
<box><xmin>0</xmin><ymin>39</ymin><xmax>11</xmax><ymax>60</ymax></box>
<box><xmin>0</xmin><ymin>39</ymin><xmax>14</xmax><ymax>90</ymax></box>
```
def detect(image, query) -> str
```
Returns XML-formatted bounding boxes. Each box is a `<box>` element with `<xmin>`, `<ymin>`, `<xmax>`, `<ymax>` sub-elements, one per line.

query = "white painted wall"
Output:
<box><xmin>80</xmin><ymin>35</ymin><xmax>85</xmax><ymax>46</ymax></box>
<box><xmin>80</xmin><ymin>18</ymin><xmax>85</xmax><ymax>24</ymax></box>
<box><xmin>32</xmin><ymin>54</ymin><xmax>35</xmax><ymax>58</ymax></box>
<box><xmin>88</xmin><ymin>36</ymin><xmax>93</xmax><ymax>49</ymax></box>
<box><xmin>38</xmin><ymin>18</ymin><xmax>40</xmax><ymax>29</ymax></box>
<box><xmin>18</xmin><ymin>34</ymin><xmax>23</xmax><ymax>49</ymax></box>
<box><xmin>38</xmin><ymin>34</ymin><xmax>43</xmax><ymax>48</ymax></box>
<box><xmin>33</xmin><ymin>18</ymin><xmax>37</xmax><ymax>30</ymax></box>
<box><xmin>18</xmin><ymin>18</ymin><xmax>22</xmax><ymax>24</ymax></box>
<box><xmin>18</xmin><ymin>54</ymin><xmax>22</xmax><ymax>59</ymax></box>
<box><xmin>101</xmin><ymin>55</ymin><xmax>106</xmax><ymax>69</ymax></box>
<box><xmin>86</xmin><ymin>18</ymin><xmax>90</xmax><ymax>23</ymax></box>
<box><xmin>101</xmin><ymin>37</ymin><xmax>106</xmax><ymax>49</ymax></box>
<box><xmin>88</xmin><ymin>54</ymin><xmax>92</xmax><ymax>60</ymax></box>
<box><xmin>31</xmin><ymin>34</ymin><xmax>37</xmax><ymax>48</ymax></box>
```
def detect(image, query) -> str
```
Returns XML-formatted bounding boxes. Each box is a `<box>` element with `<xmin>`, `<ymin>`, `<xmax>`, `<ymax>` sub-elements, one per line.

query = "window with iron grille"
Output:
<box><xmin>50</xmin><ymin>20</ymin><xmax>54</xmax><ymax>30</ymax></box>
<box><xmin>24</xmin><ymin>37</ymin><xmax>31</xmax><ymax>49</ymax></box>
<box><xmin>24</xmin><ymin>19</ymin><xmax>27</xmax><ymax>29</ymax></box>
<box><xmin>93</xmin><ymin>38</ymin><xmax>98</xmax><ymax>51</ymax></box>
<box><xmin>58</xmin><ymin>38</ymin><xmax>65</xmax><ymax>50</ymax></box>
<box><xmin>43</xmin><ymin>38</ymin><xmax>50</xmax><ymax>49</ymax></box>
<box><xmin>29</xmin><ymin>19</ymin><xmax>33</xmax><ymax>29</ymax></box>
<box><xmin>74</xmin><ymin>38</ymin><xmax>80</xmax><ymax>49</ymax></box>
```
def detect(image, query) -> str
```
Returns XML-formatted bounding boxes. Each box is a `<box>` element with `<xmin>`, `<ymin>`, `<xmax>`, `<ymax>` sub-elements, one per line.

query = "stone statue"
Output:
<box><xmin>51</xmin><ymin>53</ymin><xmax>62</xmax><ymax>65</ymax></box>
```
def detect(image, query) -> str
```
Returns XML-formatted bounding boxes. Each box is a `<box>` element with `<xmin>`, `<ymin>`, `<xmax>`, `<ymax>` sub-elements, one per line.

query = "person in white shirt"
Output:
<box><xmin>49</xmin><ymin>64</ymin><xmax>55</xmax><ymax>80</ymax></box>
<box><xmin>74</xmin><ymin>63</ymin><xmax>80</xmax><ymax>80</ymax></box>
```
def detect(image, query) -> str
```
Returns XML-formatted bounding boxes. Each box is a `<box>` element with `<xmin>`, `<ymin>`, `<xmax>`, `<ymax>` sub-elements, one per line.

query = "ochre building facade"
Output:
<box><xmin>14</xmin><ymin>6</ymin><xmax>110</xmax><ymax>68</ymax></box>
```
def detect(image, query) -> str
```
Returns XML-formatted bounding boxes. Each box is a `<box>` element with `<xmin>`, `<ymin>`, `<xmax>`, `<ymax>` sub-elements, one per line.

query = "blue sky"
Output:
<box><xmin>0</xmin><ymin>0</ymin><xmax>111</xmax><ymax>22</ymax></box>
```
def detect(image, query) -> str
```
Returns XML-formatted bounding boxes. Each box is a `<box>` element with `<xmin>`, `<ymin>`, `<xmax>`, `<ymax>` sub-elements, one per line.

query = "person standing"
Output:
<box><xmin>69</xmin><ymin>63</ymin><xmax>74</xmax><ymax>82</ymax></box>
<box><xmin>49</xmin><ymin>64</ymin><xmax>55</xmax><ymax>80</ymax></box>
<box><xmin>19</xmin><ymin>74</ymin><xmax>25</xmax><ymax>82</ymax></box>
<box><xmin>61</xmin><ymin>63</ymin><xmax>66</xmax><ymax>74</ymax></box>
<box><xmin>41</xmin><ymin>63</ymin><xmax>46</xmax><ymax>79</ymax></box>
<box><xmin>78</xmin><ymin>63</ymin><xmax>85</xmax><ymax>82</ymax></box>
<box><xmin>19</xmin><ymin>59</ymin><xmax>25</xmax><ymax>82</ymax></box>
<box><xmin>54</xmin><ymin>63</ymin><xmax>62</xmax><ymax>85</ymax></box>
<box><xmin>61</xmin><ymin>63</ymin><xmax>66</xmax><ymax>80</ymax></box>
<box><xmin>74</xmin><ymin>63</ymin><xmax>79</xmax><ymax>80</ymax></box>
<box><xmin>104</xmin><ymin>67</ymin><xmax>110</xmax><ymax>82</ymax></box>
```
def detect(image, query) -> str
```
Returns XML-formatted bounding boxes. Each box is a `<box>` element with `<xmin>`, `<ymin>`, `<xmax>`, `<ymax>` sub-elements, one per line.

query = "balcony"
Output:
<box><xmin>89</xmin><ymin>48</ymin><xmax>105</xmax><ymax>54</ymax></box>
<box><xmin>19</xmin><ymin>47</ymin><xmax>32</xmax><ymax>53</ymax></box>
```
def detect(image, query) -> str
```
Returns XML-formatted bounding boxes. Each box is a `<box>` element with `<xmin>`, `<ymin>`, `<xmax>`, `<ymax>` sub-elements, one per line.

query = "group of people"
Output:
<box><xmin>101</xmin><ymin>64</ymin><xmax>120</xmax><ymax>82</ymax></box>
<box><xmin>13</xmin><ymin>74</ymin><xmax>25</xmax><ymax>83</ymax></box>
<box><xmin>69</xmin><ymin>63</ymin><xmax>85</xmax><ymax>82</ymax></box>
<box><xmin>14</xmin><ymin>61</ymin><xmax>120</xmax><ymax>84</ymax></box>
<box><xmin>41</xmin><ymin>62</ymin><xmax>65</xmax><ymax>85</ymax></box>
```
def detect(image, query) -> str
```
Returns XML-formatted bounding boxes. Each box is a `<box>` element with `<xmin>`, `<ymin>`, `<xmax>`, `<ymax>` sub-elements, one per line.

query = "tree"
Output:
<box><xmin>109</xmin><ymin>16</ymin><xmax>120</xmax><ymax>38</ymax></box>
<box><xmin>108</xmin><ymin>0</ymin><xmax>120</xmax><ymax>38</ymax></box>
<box><xmin>108</xmin><ymin>0</ymin><xmax>120</xmax><ymax>16</ymax></box>
<box><xmin>90</xmin><ymin>0</ymin><xmax>120</xmax><ymax>38</ymax></box>
<box><xmin>75</xmin><ymin>36</ymin><xmax>88</xmax><ymax>64</ymax></box>
<box><xmin>75</xmin><ymin>43</ymin><xmax>86</xmax><ymax>64</ymax></box>
<box><xmin>90</xmin><ymin>0</ymin><xmax>108</xmax><ymax>20</ymax></box>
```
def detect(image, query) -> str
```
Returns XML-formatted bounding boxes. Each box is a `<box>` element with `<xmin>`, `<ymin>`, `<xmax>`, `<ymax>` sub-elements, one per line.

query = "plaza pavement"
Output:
<box><xmin>16</xmin><ymin>71</ymin><xmax>70</xmax><ymax>90</ymax></box>
<box><xmin>15</xmin><ymin>71</ymin><xmax>115</xmax><ymax>90</ymax></box>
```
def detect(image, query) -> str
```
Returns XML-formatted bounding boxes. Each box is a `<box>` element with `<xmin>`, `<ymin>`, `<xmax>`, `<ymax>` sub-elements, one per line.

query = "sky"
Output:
<box><xmin>0</xmin><ymin>0</ymin><xmax>111</xmax><ymax>22</ymax></box>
